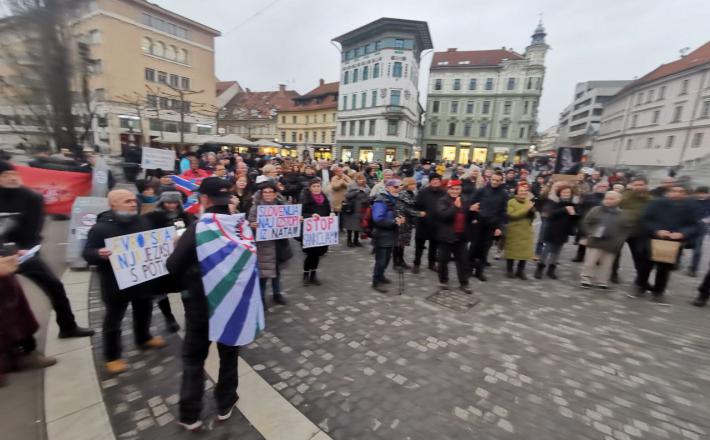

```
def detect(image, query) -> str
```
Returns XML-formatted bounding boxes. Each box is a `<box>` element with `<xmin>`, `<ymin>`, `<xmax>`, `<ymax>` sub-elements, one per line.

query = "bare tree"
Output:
<box><xmin>115</xmin><ymin>92</ymin><xmax>148</xmax><ymax>143</ymax></box>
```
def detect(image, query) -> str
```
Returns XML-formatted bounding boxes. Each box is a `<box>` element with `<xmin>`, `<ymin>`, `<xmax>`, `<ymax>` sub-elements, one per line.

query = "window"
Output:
<box><xmin>169</xmin><ymin>74</ymin><xmax>179</xmax><ymax>87</ymax></box>
<box><xmin>479</xmin><ymin>123</ymin><xmax>488</xmax><ymax>137</ymax></box>
<box><xmin>159</xmin><ymin>96</ymin><xmax>169</xmax><ymax>109</ymax></box>
<box><xmin>157</xmin><ymin>71</ymin><xmax>167</xmax><ymax>84</ymax></box>
<box><xmin>340</xmin><ymin>121</ymin><xmax>346</xmax><ymax>136</ymax></box>
<box><xmin>485</xmin><ymin>78</ymin><xmax>494</xmax><ymax>90</ymax></box>
<box><xmin>482</xmin><ymin>101</ymin><xmax>490</xmax><ymax>114</ymax></box>
<box><xmin>503</xmin><ymin>101</ymin><xmax>512</xmax><ymax>115</ymax></box>
<box><xmin>181</xmin><ymin>77</ymin><xmax>190</xmax><ymax>90</ymax></box>
<box><xmin>353</xmin><ymin>69</ymin><xmax>359</xmax><ymax>83</ymax></box>
<box><xmin>292</xmin><ymin>115</ymin><xmax>297</xmax><ymax>124</ymax></box>
<box><xmin>343</xmin><ymin>71</ymin><xmax>349</xmax><ymax>85</ymax></box>
<box><xmin>523</xmin><ymin>101</ymin><xmax>529</xmax><ymax>114</ymax></box>
<box><xmin>448</xmin><ymin>122</ymin><xmax>456</xmax><ymax>136</ymax></box>
<box><xmin>430</xmin><ymin>122</ymin><xmax>438</xmax><ymax>135</ymax></box>
<box><xmin>351</xmin><ymin>94</ymin><xmax>357</xmax><ymax>109</ymax></box>
<box><xmin>432</xmin><ymin>100</ymin><xmax>440</xmax><ymax>113</ymax></box>
<box><xmin>144</xmin><ymin>68</ymin><xmax>155</xmax><ymax>82</ymax></box>
<box><xmin>500</xmin><ymin>125</ymin><xmax>509</xmax><ymax>138</ymax></box>
<box><xmin>647</xmin><ymin>89</ymin><xmax>655</xmax><ymax>102</ymax></box>
<box><xmin>665</xmin><ymin>135</ymin><xmax>675</xmax><ymax>149</ymax></box>
<box><xmin>368</xmin><ymin>119</ymin><xmax>376</xmax><ymax>135</ymax></box>
<box><xmin>147</xmin><ymin>94</ymin><xmax>157</xmax><ymax>108</ymax></box>
<box><xmin>349</xmin><ymin>121</ymin><xmax>355</xmax><ymax>136</ymax></box>
<box><xmin>165</xmin><ymin>45</ymin><xmax>176</xmax><ymax>60</ymax></box>
<box><xmin>520</xmin><ymin>127</ymin><xmax>526</xmax><ymax>138</ymax></box>
<box><xmin>464</xmin><ymin>123</ymin><xmax>472</xmax><ymax>137</ymax></box>
<box><xmin>658</xmin><ymin>86</ymin><xmax>666</xmax><ymax>100</ymax></box>
<box><xmin>372</xmin><ymin>90</ymin><xmax>377</xmax><ymax>106</ymax></box>
<box><xmin>451</xmin><ymin>101</ymin><xmax>459</xmax><ymax>113</ymax></box>
<box><xmin>164</xmin><ymin>121</ymin><xmax>178</xmax><ymax>133</ymax></box>
<box><xmin>358</xmin><ymin>120</ymin><xmax>365</xmax><ymax>135</ymax></box>
<box><xmin>363</xmin><ymin>66</ymin><xmax>369</xmax><ymax>80</ymax></box>
<box><xmin>692</xmin><ymin>132</ymin><xmax>704</xmax><ymax>148</ymax></box>
<box><xmin>330</xmin><ymin>130</ymin><xmax>335</xmax><ymax>142</ymax></box>
<box><xmin>526</xmin><ymin>78</ymin><xmax>533</xmax><ymax>90</ymax></box>
<box><xmin>625</xmin><ymin>139</ymin><xmax>633</xmax><ymax>150</ymax></box>
<box><xmin>292</xmin><ymin>131</ymin><xmax>297</xmax><ymax>142</ymax></box>
<box><xmin>142</xmin><ymin>13</ymin><xmax>189</xmax><ymax>40</ymax></box>
<box><xmin>373</xmin><ymin>63</ymin><xmax>380</xmax><ymax>79</ymax></box>
<box><xmin>152</xmin><ymin>41</ymin><xmax>165</xmax><ymax>57</ymax></box>
<box><xmin>453</xmin><ymin>79</ymin><xmax>461</xmax><ymax>90</ymax></box>
<box><xmin>646</xmin><ymin>137</ymin><xmax>654</xmax><ymax>149</ymax></box>
<box><xmin>468</xmin><ymin>78</ymin><xmax>477</xmax><ymax>90</ymax></box>
<box><xmin>672</xmin><ymin>105</ymin><xmax>683</xmax><ymax>122</ymax></box>
<box><xmin>701</xmin><ymin>100</ymin><xmax>710</xmax><ymax>118</ymax></box>
<box><xmin>507</xmin><ymin>78</ymin><xmax>516</xmax><ymax>90</ymax></box>
<box><xmin>636</xmin><ymin>92</ymin><xmax>644</xmax><ymax>106</ymax></box>
<box><xmin>631</xmin><ymin>114</ymin><xmax>638</xmax><ymax>128</ymax></box>
<box><xmin>652</xmin><ymin>110</ymin><xmax>660</xmax><ymax>123</ymax></box>
<box><xmin>434</xmin><ymin>79</ymin><xmax>442</xmax><ymax>90</ymax></box>
<box><xmin>393</xmin><ymin>62</ymin><xmax>403</xmax><ymax>78</ymax></box>
<box><xmin>680</xmin><ymin>79</ymin><xmax>689</xmax><ymax>95</ymax></box>
<box><xmin>394</xmin><ymin>39</ymin><xmax>405</xmax><ymax>49</ymax></box>
<box><xmin>177</xmin><ymin>49</ymin><xmax>188</xmax><ymax>64</ymax></box>
<box><xmin>390</xmin><ymin>90</ymin><xmax>401</xmax><ymax>106</ymax></box>
<box><xmin>466</xmin><ymin>101</ymin><xmax>474</xmax><ymax>114</ymax></box>
<box><xmin>361</xmin><ymin>92</ymin><xmax>367</xmax><ymax>108</ymax></box>
<box><xmin>149</xmin><ymin>118</ymin><xmax>161</xmax><ymax>131</ymax></box>
<box><xmin>387</xmin><ymin>120</ymin><xmax>399</xmax><ymax>136</ymax></box>
<box><xmin>141</xmin><ymin>37</ymin><xmax>152</xmax><ymax>53</ymax></box>
<box><xmin>342</xmin><ymin>95</ymin><xmax>348</xmax><ymax>110</ymax></box>
<box><xmin>322</xmin><ymin>114</ymin><xmax>326</xmax><ymax>123</ymax></box>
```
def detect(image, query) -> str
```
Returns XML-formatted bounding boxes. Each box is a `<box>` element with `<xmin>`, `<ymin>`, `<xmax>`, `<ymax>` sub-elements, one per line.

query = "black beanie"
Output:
<box><xmin>0</xmin><ymin>160</ymin><xmax>15</xmax><ymax>174</ymax></box>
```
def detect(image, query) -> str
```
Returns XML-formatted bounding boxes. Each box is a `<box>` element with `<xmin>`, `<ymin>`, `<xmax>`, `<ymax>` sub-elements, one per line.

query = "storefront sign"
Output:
<box><xmin>302</xmin><ymin>215</ymin><xmax>339</xmax><ymax>248</ymax></box>
<box><xmin>105</xmin><ymin>226</ymin><xmax>176</xmax><ymax>290</ymax></box>
<box><xmin>255</xmin><ymin>204</ymin><xmax>302</xmax><ymax>241</ymax></box>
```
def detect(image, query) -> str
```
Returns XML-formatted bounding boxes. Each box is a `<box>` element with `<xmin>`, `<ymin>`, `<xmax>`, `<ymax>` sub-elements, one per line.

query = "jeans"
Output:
<box><xmin>535</xmin><ymin>219</ymin><xmax>548</xmax><ymax>255</ymax></box>
<box><xmin>102</xmin><ymin>297</ymin><xmax>153</xmax><ymax>361</ymax></box>
<box><xmin>691</xmin><ymin>234</ymin><xmax>705</xmax><ymax>272</ymax></box>
<box><xmin>18</xmin><ymin>257</ymin><xmax>77</xmax><ymax>332</ymax></box>
<box><xmin>414</xmin><ymin>235</ymin><xmax>437</xmax><ymax>268</ymax></box>
<box><xmin>259</xmin><ymin>274</ymin><xmax>281</xmax><ymax>298</ymax></box>
<box><xmin>373</xmin><ymin>246</ymin><xmax>393</xmax><ymax>282</ymax></box>
<box><xmin>539</xmin><ymin>242</ymin><xmax>563</xmax><ymax>266</ymax></box>
<box><xmin>180</xmin><ymin>293</ymin><xmax>240</xmax><ymax>423</ymax></box>
<box><xmin>438</xmin><ymin>240</ymin><xmax>469</xmax><ymax>285</ymax></box>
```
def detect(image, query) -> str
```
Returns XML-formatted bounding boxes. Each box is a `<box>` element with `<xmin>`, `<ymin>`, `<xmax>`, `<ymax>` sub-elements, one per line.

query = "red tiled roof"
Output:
<box><xmin>222</xmin><ymin>88</ymin><xmax>300</xmax><ymax>120</ymax></box>
<box><xmin>301</xmin><ymin>81</ymin><xmax>339</xmax><ymax>99</ymax></box>
<box><xmin>620</xmin><ymin>41</ymin><xmax>710</xmax><ymax>93</ymax></box>
<box><xmin>431</xmin><ymin>49</ymin><xmax>523</xmax><ymax>69</ymax></box>
<box><xmin>216</xmin><ymin>81</ymin><xmax>238</xmax><ymax>97</ymax></box>
<box><xmin>281</xmin><ymin>95</ymin><xmax>339</xmax><ymax>112</ymax></box>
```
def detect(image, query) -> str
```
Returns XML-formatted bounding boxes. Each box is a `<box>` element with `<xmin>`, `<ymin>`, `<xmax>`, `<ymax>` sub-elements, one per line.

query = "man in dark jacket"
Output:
<box><xmin>435</xmin><ymin>180</ymin><xmax>473</xmax><ymax>294</ymax></box>
<box><xmin>468</xmin><ymin>172</ymin><xmax>508</xmax><ymax>281</ymax></box>
<box><xmin>0</xmin><ymin>161</ymin><xmax>93</xmax><ymax>339</ymax></box>
<box><xmin>573</xmin><ymin>181</ymin><xmax>609</xmax><ymax>262</ymax></box>
<box><xmin>412</xmin><ymin>173</ymin><xmax>444</xmax><ymax>273</ymax></box>
<box><xmin>371</xmin><ymin>179</ymin><xmax>405</xmax><ymax>293</ymax></box>
<box><xmin>83</xmin><ymin>189</ymin><xmax>166</xmax><ymax>374</ymax></box>
<box><xmin>637</xmin><ymin>183</ymin><xmax>700</xmax><ymax>303</ymax></box>
<box><xmin>165</xmin><ymin>177</ymin><xmax>242</xmax><ymax>430</ymax></box>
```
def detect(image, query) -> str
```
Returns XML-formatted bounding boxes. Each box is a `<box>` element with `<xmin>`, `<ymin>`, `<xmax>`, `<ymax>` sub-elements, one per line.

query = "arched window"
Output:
<box><xmin>152</xmin><ymin>41</ymin><xmax>165</xmax><ymax>57</ymax></box>
<box><xmin>177</xmin><ymin>48</ymin><xmax>188</xmax><ymax>64</ymax></box>
<box><xmin>165</xmin><ymin>45</ymin><xmax>176</xmax><ymax>60</ymax></box>
<box><xmin>141</xmin><ymin>37</ymin><xmax>152</xmax><ymax>53</ymax></box>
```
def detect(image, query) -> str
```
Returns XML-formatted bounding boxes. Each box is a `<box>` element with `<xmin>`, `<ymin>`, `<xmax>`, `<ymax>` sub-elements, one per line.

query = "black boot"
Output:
<box><xmin>534</xmin><ymin>263</ymin><xmax>545</xmax><ymax>279</ymax></box>
<box><xmin>506</xmin><ymin>260</ymin><xmax>515</xmax><ymax>278</ymax></box>
<box><xmin>692</xmin><ymin>288</ymin><xmax>710</xmax><ymax>307</ymax></box>
<box><xmin>516</xmin><ymin>261</ymin><xmax>528</xmax><ymax>280</ymax></box>
<box><xmin>572</xmin><ymin>246</ymin><xmax>585</xmax><ymax>262</ymax></box>
<box><xmin>302</xmin><ymin>271</ymin><xmax>311</xmax><ymax>286</ymax></box>
<box><xmin>273</xmin><ymin>294</ymin><xmax>287</xmax><ymax>305</ymax></box>
<box><xmin>547</xmin><ymin>264</ymin><xmax>558</xmax><ymax>280</ymax></box>
<box><xmin>309</xmin><ymin>270</ymin><xmax>322</xmax><ymax>286</ymax></box>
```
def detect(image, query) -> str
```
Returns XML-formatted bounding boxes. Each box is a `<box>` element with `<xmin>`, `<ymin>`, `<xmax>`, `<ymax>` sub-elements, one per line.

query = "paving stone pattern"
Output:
<box><xmin>88</xmin><ymin>275</ymin><xmax>264</xmax><ymax>440</ymax></box>
<box><xmin>242</xmin><ymin>239</ymin><xmax>710</xmax><ymax>440</ymax></box>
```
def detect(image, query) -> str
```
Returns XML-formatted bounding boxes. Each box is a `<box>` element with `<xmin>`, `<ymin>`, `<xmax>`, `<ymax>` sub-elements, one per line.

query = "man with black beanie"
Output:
<box><xmin>412</xmin><ymin>173</ymin><xmax>444</xmax><ymax>273</ymax></box>
<box><xmin>468</xmin><ymin>171</ymin><xmax>508</xmax><ymax>281</ymax></box>
<box><xmin>0</xmin><ymin>161</ymin><xmax>93</xmax><ymax>339</ymax></box>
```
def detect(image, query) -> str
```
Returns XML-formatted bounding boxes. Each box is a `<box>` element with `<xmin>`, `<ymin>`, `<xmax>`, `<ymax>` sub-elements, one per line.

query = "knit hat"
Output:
<box><xmin>0</xmin><ymin>160</ymin><xmax>15</xmax><ymax>174</ymax></box>
<box><xmin>159</xmin><ymin>191</ymin><xmax>182</xmax><ymax>203</ymax></box>
<box><xmin>447</xmin><ymin>179</ymin><xmax>462</xmax><ymax>188</ymax></box>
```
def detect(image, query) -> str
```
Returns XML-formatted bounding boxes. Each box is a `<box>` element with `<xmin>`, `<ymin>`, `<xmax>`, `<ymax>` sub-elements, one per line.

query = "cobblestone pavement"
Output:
<box><xmin>241</xmin><ymin>239</ymin><xmax>710</xmax><ymax>440</ymax></box>
<box><xmin>88</xmin><ymin>276</ymin><xmax>264</xmax><ymax>439</ymax></box>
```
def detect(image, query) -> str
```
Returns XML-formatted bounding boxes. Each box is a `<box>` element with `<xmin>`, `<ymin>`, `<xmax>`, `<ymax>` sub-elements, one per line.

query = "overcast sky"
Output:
<box><xmin>153</xmin><ymin>0</ymin><xmax>710</xmax><ymax>131</ymax></box>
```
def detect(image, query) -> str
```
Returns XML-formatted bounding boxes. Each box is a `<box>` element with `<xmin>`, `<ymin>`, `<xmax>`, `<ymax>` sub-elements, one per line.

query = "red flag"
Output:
<box><xmin>15</xmin><ymin>165</ymin><xmax>92</xmax><ymax>215</ymax></box>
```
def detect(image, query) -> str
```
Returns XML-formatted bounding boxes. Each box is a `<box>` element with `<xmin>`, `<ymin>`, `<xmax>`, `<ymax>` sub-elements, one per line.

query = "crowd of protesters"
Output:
<box><xmin>2</xmin><ymin>148</ymin><xmax>710</xmax><ymax>430</ymax></box>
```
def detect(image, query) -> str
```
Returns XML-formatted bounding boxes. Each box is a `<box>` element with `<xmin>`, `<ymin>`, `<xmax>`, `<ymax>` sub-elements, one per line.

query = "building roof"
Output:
<box><xmin>333</xmin><ymin>17</ymin><xmax>432</xmax><ymax>51</ymax></box>
<box><xmin>619</xmin><ymin>40</ymin><xmax>710</xmax><ymax>94</ymax></box>
<box><xmin>300</xmin><ymin>81</ymin><xmax>339</xmax><ymax>99</ymax></box>
<box><xmin>282</xmin><ymin>81</ymin><xmax>339</xmax><ymax>112</ymax></box>
<box><xmin>136</xmin><ymin>0</ymin><xmax>221</xmax><ymax>36</ymax></box>
<box><xmin>222</xmin><ymin>87</ymin><xmax>300</xmax><ymax>120</ymax></box>
<box><xmin>216</xmin><ymin>81</ymin><xmax>239</xmax><ymax>97</ymax></box>
<box><xmin>431</xmin><ymin>48</ymin><xmax>523</xmax><ymax>69</ymax></box>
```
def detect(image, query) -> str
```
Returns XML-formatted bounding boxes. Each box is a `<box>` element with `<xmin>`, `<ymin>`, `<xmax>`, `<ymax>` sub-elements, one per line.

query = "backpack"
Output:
<box><xmin>360</xmin><ymin>204</ymin><xmax>374</xmax><ymax>238</ymax></box>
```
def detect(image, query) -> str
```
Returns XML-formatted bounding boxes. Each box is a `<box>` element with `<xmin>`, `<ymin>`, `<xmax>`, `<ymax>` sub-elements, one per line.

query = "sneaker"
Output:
<box><xmin>651</xmin><ymin>295</ymin><xmax>670</xmax><ymax>306</ymax></box>
<box><xmin>141</xmin><ymin>336</ymin><xmax>167</xmax><ymax>350</ymax></box>
<box><xmin>580</xmin><ymin>281</ymin><xmax>592</xmax><ymax>289</ymax></box>
<box><xmin>380</xmin><ymin>277</ymin><xmax>392</xmax><ymax>284</ymax></box>
<box><xmin>58</xmin><ymin>326</ymin><xmax>95</xmax><ymax>339</ymax></box>
<box><xmin>217</xmin><ymin>408</ymin><xmax>233</xmax><ymax>422</ymax></box>
<box><xmin>178</xmin><ymin>419</ymin><xmax>203</xmax><ymax>431</ymax></box>
<box><xmin>105</xmin><ymin>359</ymin><xmax>128</xmax><ymax>374</ymax></box>
<box><xmin>17</xmin><ymin>352</ymin><xmax>57</xmax><ymax>371</ymax></box>
<box><xmin>372</xmin><ymin>282</ymin><xmax>388</xmax><ymax>293</ymax></box>
<box><xmin>626</xmin><ymin>286</ymin><xmax>647</xmax><ymax>299</ymax></box>
<box><xmin>459</xmin><ymin>285</ymin><xmax>473</xmax><ymax>295</ymax></box>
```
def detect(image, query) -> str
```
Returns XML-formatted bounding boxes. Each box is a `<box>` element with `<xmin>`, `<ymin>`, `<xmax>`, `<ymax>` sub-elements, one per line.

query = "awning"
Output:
<box><xmin>255</xmin><ymin>138</ymin><xmax>282</xmax><ymax>148</ymax></box>
<box><xmin>204</xmin><ymin>134</ymin><xmax>255</xmax><ymax>146</ymax></box>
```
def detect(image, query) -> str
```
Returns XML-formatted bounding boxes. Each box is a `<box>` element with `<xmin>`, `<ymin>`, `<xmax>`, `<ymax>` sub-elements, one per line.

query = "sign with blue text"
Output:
<box><xmin>303</xmin><ymin>215</ymin><xmax>339</xmax><ymax>248</ymax></box>
<box><xmin>255</xmin><ymin>204</ymin><xmax>302</xmax><ymax>241</ymax></box>
<box><xmin>105</xmin><ymin>226</ymin><xmax>176</xmax><ymax>290</ymax></box>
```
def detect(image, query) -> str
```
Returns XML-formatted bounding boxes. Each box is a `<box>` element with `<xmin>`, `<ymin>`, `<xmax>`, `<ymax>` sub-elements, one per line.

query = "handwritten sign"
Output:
<box><xmin>105</xmin><ymin>226</ymin><xmax>176</xmax><ymax>290</ymax></box>
<box><xmin>255</xmin><ymin>204</ymin><xmax>302</xmax><ymax>241</ymax></box>
<box><xmin>303</xmin><ymin>215</ymin><xmax>339</xmax><ymax>248</ymax></box>
<box><xmin>141</xmin><ymin>146</ymin><xmax>176</xmax><ymax>171</ymax></box>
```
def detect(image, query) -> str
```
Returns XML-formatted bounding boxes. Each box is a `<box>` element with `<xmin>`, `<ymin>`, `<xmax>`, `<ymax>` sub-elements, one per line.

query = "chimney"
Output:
<box><xmin>502</xmin><ymin>46</ymin><xmax>506</xmax><ymax>50</ymax></box>
<box><xmin>447</xmin><ymin>48</ymin><xmax>457</xmax><ymax>52</ymax></box>
<box><xmin>319</xmin><ymin>78</ymin><xmax>325</xmax><ymax>86</ymax></box>
<box><xmin>278</xmin><ymin>84</ymin><xmax>286</xmax><ymax>92</ymax></box>
<box><xmin>245</xmin><ymin>87</ymin><xmax>251</xmax><ymax>93</ymax></box>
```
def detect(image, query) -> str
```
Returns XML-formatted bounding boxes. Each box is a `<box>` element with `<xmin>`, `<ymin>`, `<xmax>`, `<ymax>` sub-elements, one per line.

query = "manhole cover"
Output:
<box><xmin>426</xmin><ymin>289</ymin><xmax>480</xmax><ymax>312</ymax></box>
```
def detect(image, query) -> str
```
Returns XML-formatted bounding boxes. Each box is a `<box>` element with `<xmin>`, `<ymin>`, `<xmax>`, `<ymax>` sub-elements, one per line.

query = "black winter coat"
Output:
<box><xmin>542</xmin><ymin>197</ymin><xmax>578</xmax><ymax>245</ymax></box>
<box><xmin>300</xmin><ymin>190</ymin><xmax>332</xmax><ymax>254</ymax></box>
<box><xmin>642</xmin><ymin>198</ymin><xmax>701</xmax><ymax>242</ymax></box>
<box><xmin>0</xmin><ymin>186</ymin><xmax>45</xmax><ymax>248</ymax></box>
<box><xmin>471</xmin><ymin>185</ymin><xmax>509</xmax><ymax>229</ymax></box>
<box><xmin>83</xmin><ymin>211</ymin><xmax>156</xmax><ymax>302</ymax></box>
<box><xmin>435</xmin><ymin>196</ymin><xmax>473</xmax><ymax>243</ymax></box>
<box><xmin>414</xmin><ymin>186</ymin><xmax>446</xmax><ymax>239</ymax></box>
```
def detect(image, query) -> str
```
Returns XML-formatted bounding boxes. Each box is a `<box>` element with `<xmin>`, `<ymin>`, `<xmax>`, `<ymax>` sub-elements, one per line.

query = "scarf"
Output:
<box><xmin>312</xmin><ymin>192</ymin><xmax>325</xmax><ymax>205</ymax></box>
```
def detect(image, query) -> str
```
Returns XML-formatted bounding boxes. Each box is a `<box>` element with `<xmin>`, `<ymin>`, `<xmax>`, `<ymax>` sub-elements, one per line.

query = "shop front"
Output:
<box><xmin>340</xmin><ymin>146</ymin><xmax>353</xmax><ymax>162</ymax></box>
<box><xmin>280</xmin><ymin>147</ymin><xmax>298</xmax><ymax>159</ymax></box>
<box><xmin>442</xmin><ymin>145</ymin><xmax>457</xmax><ymax>162</ymax></box>
<box><xmin>385</xmin><ymin>147</ymin><xmax>397</xmax><ymax>163</ymax></box>
<box><xmin>358</xmin><ymin>147</ymin><xmax>374</xmax><ymax>162</ymax></box>
<box><xmin>458</xmin><ymin>143</ymin><xmax>471</xmax><ymax>164</ymax></box>
<box><xmin>492</xmin><ymin>147</ymin><xmax>510</xmax><ymax>164</ymax></box>
<box><xmin>313</xmin><ymin>146</ymin><xmax>333</xmax><ymax>160</ymax></box>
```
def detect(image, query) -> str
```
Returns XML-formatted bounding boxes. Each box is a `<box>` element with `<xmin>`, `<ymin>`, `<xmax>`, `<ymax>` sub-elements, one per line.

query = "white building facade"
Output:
<box><xmin>594</xmin><ymin>41</ymin><xmax>710</xmax><ymax>168</ymax></box>
<box><xmin>421</xmin><ymin>22</ymin><xmax>548</xmax><ymax>165</ymax></box>
<box><xmin>333</xmin><ymin>18</ymin><xmax>432</xmax><ymax>163</ymax></box>
<box><xmin>557</xmin><ymin>81</ymin><xmax>630</xmax><ymax>149</ymax></box>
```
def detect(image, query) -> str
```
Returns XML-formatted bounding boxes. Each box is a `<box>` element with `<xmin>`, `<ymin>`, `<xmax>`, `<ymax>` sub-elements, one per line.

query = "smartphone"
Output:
<box><xmin>0</xmin><ymin>242</ymin><xmax>18</xmax><ymax>257</ymax></box>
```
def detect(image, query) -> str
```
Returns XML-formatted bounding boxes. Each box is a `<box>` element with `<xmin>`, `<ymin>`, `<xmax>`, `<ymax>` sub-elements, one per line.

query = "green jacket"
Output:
<box><xmin>620</xmin><ymin>191</ymin><xmax>652</xmax><ymax>237</ymax></box>
<box><xmin>582</xmin><ymin>206</ymin><xmax>630</xmax><ymax>253</ymax></box>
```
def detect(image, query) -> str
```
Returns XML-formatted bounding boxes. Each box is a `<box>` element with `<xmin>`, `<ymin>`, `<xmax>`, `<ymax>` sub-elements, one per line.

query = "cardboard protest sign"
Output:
<box><xmin>141</xmin><ymin>146</ymin><xmax>176</xmax><ymax>171</ymax></box>
<box><xmin>255</xmin><ymin>204</ymin><xmax>302</xmax><ymax>241</ymax></box>
<box><xmin>105</xmin><ymin>226</ymin><xmax>176</xmax><ymax>290</ymax></box>
<box><xmin>303</xmin><ymin>215</ymin><xmax>339</xmax><ymax>248</ymax></box>
<box><xmin>65</xmin><ymin>197</ymin><xmax>109</xmax><ymax>269</ymax></box>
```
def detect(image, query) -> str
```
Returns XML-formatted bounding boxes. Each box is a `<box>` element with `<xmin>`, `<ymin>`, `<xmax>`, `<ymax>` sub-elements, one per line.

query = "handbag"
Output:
<box><xmin>650</xmin><ymin>239</ymin><xmax>681</xmax><ymax>264</ymax></box>
<box><xmin>275</xmin><ymin>239</ymin><xmax>293</xmax><ymax>263</ymax></box>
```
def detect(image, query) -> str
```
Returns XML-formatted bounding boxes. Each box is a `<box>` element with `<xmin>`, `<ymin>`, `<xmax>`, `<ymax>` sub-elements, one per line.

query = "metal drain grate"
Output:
<box><xmin>426</xmin><ymin>289</ymin><xmax>480</xmax><ymax>312</ymax></box>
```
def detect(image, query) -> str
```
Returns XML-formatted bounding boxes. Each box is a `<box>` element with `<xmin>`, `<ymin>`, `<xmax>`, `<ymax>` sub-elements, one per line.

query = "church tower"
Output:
<box><xmin>525</xmin><ymin>19</ymin><xmax>549</xmax><ymax>66</ymax></box>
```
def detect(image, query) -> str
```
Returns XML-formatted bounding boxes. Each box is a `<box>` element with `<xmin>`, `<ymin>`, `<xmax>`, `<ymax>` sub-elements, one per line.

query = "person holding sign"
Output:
<box><xmin>301</xmin><ymin>178</ymin><xmax>333</xmax><ymax>286</ymax></box>
<box><xmin>83</xmin><ymin>189</ymin><xmax>167</xmax><ymax>374</ymax></box>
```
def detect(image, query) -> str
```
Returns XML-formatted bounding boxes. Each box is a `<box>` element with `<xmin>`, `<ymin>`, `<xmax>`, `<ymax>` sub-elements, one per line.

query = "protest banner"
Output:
<box><xmin>303</xmin><ymin>215</ymin><xmax>339</xmax><ymax>248</ymax></box>
<box><xmin>141</xmin><ymin>146</ymin><xmax>176</xmax><ymax>171</ymax></box>
<box><xmin>65</xmin><ymin>197</ymin><xmax>109</xmax><ymax>269</ymax></box>
<box><xmin>105</xmin><ymin>226</ymin><xmax>176</xmax><ymax>290</ymax></box>
<box><xmin>554</xmin><ymin>146</ymin><xmax>585</xmax><ymax>174</ymax></box>
<box><xmin>255</xmin><ymin>204</ymin><xmax>302</xmax><ymax>241</ymax></box>
<box><xmin>15</xmin><ymin>165</ymin><xmax>92</xmax><ymax>215</ymax></box>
